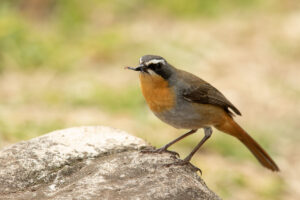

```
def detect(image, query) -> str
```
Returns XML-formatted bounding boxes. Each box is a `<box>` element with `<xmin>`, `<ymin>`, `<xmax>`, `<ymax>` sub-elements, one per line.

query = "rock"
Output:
<box><xmin>0</xmin><ymin>126</ymin><xmax>220</xmax><ymax>200</ymax></box>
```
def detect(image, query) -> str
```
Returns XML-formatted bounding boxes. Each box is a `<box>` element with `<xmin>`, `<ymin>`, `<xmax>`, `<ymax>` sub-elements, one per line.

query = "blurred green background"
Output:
<box><xmin>0</xmin><ymin>0</ymin><xmax>299</xmax><ymax>199</ymax></box>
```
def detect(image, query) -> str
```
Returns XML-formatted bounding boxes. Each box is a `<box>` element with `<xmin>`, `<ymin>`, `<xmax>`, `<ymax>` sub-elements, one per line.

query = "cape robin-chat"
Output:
<box><xmin>126</xmin><ymin>55</ymin><xmax>279</xmax><ymax>172</ymax></box>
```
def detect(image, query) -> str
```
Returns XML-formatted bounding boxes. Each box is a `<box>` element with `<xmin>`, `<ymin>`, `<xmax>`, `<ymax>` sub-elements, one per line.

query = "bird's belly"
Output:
<box><xmin>153</xmin><ymin>100</ymin><xmax>225</xmax><ymax>129</ymax></box>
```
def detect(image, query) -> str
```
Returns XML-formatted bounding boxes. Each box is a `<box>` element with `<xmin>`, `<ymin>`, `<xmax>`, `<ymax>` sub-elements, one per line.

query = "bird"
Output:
<box><xmin>126</xmin><ymin>54</ymin><xmax>279</xmax><ymax>172</ymax></box>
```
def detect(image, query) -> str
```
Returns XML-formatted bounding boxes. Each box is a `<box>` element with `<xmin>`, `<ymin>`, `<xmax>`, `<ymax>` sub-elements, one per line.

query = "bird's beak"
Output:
<box><xmin>125</xmin><ymin>64</ymin><xmax>147</xmax><ymax>72</ymax></box>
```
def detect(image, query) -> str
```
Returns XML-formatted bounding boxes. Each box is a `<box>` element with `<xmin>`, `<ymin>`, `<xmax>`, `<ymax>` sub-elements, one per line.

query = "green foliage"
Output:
<box><xmin>207</xmin><ymin>133</ymin><xmax>251</xmax><ymax>159</ymax></box>
<box><xmin>0</xmin><ymin>0</ymin><xmax>282</xmax><ymax>72</ymax></box>
<box><xmin>0</xmin><ymin>119</ymin><xmax>65</xmax><ymax>142</ymax></box>
<box><xmin>69</xmin><ymin>85</ymin><xmax>144</xmax><ymax>114</ymax></box>
<box><xmin>0</xmin><ymin>8</ymin><xmax>73</xmax><ymax>71</ymax></box>
<box><xmin>148</xmin><ymin>0</ymin><xmax>263</xmax><ymax>18</ymax></box>
<box><xmin>54</xmin><ymin>0</ymin><xmax>88</xmax><ymax>32</ymax></box>
<box><xmin>206</xmin><ymin>129</ymin><xmax>274</xmax><ymax>160</ymax></box>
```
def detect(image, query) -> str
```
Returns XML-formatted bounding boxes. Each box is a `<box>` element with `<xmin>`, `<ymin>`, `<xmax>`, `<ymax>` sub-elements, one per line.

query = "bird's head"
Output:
<box><xmin>126</xmin><ymin>55</ymin><xmax>174</xmax><ymax>80</ymax></box>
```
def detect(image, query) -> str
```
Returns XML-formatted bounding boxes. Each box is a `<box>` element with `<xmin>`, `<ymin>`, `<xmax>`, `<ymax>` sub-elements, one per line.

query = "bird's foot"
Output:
<box><xmin>165</xmin><ymin>160</ymin><xmax>202</xmax><ymax>174</ymax></box>
<box><xmin>140</xmin><ymin>146</ymin><xmax>180</xmax><ymax>158</ymax></box>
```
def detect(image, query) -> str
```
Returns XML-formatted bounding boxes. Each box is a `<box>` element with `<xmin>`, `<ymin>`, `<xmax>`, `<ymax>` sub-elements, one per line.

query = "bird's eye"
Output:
<box><xmin>148</xmin><ymin>63</ymin><xmax>162</xmax><ymax>70</ymax></box>
<box><xmin>156</xmin><ymin>63</ymin><xmax>162</xmax><ymax>69</ymax></box>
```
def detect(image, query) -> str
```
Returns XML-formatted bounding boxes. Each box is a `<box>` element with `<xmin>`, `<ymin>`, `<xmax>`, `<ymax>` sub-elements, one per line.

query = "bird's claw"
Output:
<box><xmin>140</xmin><ymin>147</ymin><xmax>180</xmax><ymax>158</ymax></box>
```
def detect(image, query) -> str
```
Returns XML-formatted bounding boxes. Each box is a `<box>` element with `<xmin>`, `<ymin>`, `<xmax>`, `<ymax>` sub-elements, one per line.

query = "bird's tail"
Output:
<box><xmin>215</xmin><ymin>116</ymin><xmax>279</xmax><ymax>171</ymax></box>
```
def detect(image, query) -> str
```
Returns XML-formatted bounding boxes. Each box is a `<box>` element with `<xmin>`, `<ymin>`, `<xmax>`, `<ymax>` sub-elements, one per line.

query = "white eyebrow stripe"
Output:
<box><xmin>139</xmin><ymin>57</ymin><xmax>143</xmax><ymax>64</ymax></box>
<box><xmin>145</xmin><ymin>59</ymin><xmax>166</xmax><ymax>66</ymax></box>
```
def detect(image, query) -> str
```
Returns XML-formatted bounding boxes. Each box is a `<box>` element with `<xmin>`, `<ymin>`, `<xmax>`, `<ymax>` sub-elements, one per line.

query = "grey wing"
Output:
<box><xmin>182</xmin><ymin>78</ymin><xmax>242</xmax><ymax>117</ymax></box>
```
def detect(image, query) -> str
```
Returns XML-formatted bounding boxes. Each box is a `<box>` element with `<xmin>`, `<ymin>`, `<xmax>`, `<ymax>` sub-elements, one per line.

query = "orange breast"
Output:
<box><xmin>139</xmin><ymin>73</ymin><xmax>175</xmax><ymax>113</ymax></box>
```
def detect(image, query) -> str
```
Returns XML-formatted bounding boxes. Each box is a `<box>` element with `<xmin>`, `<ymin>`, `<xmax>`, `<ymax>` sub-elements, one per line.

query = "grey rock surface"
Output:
<box><xmin>0</xmin><ymin>126</ymin><xmax>220</xmax><ymax>200</ymax></box>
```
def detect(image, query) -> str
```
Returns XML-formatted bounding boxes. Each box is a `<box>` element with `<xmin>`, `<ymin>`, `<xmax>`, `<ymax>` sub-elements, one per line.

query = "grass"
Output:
<box><xmin>68</xmin><ymin>85</ymin><xmax>144</xmax><ymax>115</ymax></box>
<box><xmin>177</xmin><ymin>127</ymin><xmax>275</xmax><ymax>165</ymax></box>
<box><xmin>149</xmin><ymin>0</ymin><xmax>264</xmax><ymax>18</ymax></box>
<box><xmin>0</xmin><ymin>119</ymin><xmax>65</xmax><ymax>143</ymax></box>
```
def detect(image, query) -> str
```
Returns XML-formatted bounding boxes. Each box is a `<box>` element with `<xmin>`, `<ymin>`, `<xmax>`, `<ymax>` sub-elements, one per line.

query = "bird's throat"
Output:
<box><xmin>139</xmin><ymin>73</ymin><xmax>175</xmax><ymax>113</ymax></box>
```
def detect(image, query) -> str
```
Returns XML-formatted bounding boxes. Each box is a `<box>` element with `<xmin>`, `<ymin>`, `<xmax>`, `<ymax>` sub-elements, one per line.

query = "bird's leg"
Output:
<box><xmin>165</xmin><ymin>127</ymin><xmax>213</xmax><ymax>173</ymax></box>
<box><xmin>141</xmin><ymin>129</ymin><xmax>198</xmax><ymax>157</ymax></box>
<box><xmin>183</xmin><ymin>127</ymin><xmax>212</xmax><ymax>162</ymax></box>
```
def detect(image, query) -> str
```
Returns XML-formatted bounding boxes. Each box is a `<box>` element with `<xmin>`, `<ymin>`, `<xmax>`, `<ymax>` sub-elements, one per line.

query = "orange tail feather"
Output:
<box><xmin>215</xmin><ymin>117</ymin><xmax>279</xmax><ymax>171</ymax></box>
